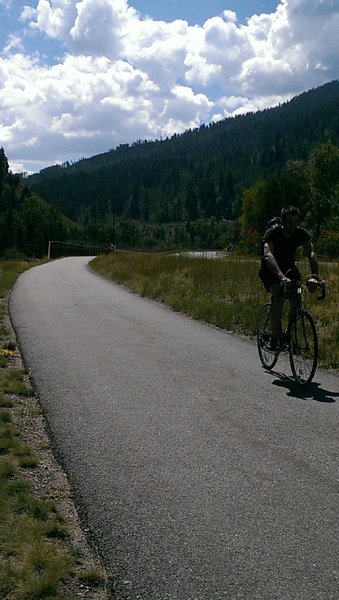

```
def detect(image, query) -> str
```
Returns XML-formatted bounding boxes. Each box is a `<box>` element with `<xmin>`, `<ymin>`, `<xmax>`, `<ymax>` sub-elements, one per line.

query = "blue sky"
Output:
<box><xmin>0</xmin><ymin>0</ymin><xmax>338</xmax><ymax>173</ymax></box>
<box><xmin>131</xmin><ymin>1</ymin><xmax>279</xmax><ymax>26</ymax></box>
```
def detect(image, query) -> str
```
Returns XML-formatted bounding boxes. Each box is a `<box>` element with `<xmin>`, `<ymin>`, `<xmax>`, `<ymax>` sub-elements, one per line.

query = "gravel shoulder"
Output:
<box><xmin>3</xmin><ymin>304</ymin><xmax>110</xmax><ymax>600</ymax></box>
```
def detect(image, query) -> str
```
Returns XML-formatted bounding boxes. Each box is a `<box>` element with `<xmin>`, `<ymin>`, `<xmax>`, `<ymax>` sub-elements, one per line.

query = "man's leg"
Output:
<box><xmin>269</xmin><ymin>282</ymin><xmax>284</xmax><ymax>347</ymax></box>
<box><xmin>270</xmin><ymin>297</ymin><xmax>284</xmax><ymax>338</ymax></box>
<box><xmin>287</xmin><ymin>296</ymin><xmax>299</xmax><ymax>331</ymax></box>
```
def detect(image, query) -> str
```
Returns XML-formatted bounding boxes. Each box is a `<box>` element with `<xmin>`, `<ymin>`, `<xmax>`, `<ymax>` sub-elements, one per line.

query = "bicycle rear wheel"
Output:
<box><xmin>289</xmin><ymin>310</ymin><xmax>318</xmax><ymax>385</ymax></box>
<box><xmin>257</xmin><ymin>303</ymin><xmax>278</xmax><ymax>370</ymax></box>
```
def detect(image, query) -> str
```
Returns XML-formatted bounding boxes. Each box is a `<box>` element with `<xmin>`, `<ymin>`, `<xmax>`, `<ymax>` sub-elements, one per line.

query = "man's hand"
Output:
<box><xmin>282</xmin><ymin>276</ymin><xmax>292</xmax><ymax>287</ymax></box>
<box><xmin>306</xmin><ymin>277</ymin><xmax>319</xmax><ymax>293</ymax></box>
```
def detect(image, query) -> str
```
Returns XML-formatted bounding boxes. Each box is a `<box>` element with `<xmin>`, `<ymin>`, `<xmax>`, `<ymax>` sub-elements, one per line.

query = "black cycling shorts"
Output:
<box><xmin>258</xmin><ymin>263</ymin><xmax>301</xmax><ymax>292</ymax></box>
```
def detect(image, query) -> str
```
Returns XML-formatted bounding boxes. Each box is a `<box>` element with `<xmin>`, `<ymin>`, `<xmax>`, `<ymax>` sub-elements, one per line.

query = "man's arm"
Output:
<box><xmin>304</xmin><ymin>240</ymin><xmax>320</xmax><ymax>292</ymax></box>
<box><xmin>263</xmin><ymin>242</ymin><xmax>290</xmax><ymax>282</ymax></box>
<box><xmin>303</xmin><ymin>240</ymin><xmax>319</xmax><ymax>276</ymax></box>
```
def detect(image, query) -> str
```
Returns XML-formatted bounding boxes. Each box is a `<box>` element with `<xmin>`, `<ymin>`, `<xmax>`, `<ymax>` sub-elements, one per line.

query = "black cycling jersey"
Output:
<box><xmin>259</xmin><ymin>225</ymin><xmax>311</xmax><ymax>290</ymax></box>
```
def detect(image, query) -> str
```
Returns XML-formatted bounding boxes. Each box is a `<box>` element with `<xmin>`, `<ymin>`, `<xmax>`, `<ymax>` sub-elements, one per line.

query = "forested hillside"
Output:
<box><xmin>28</xmin><ymin>80</ymin><xmax>339</xmax><ymax>222</ymax></box>
<box><xmin>0</xmin><ymin>148</ymin><xmax>80</xmax><ymax>258</ymax></box>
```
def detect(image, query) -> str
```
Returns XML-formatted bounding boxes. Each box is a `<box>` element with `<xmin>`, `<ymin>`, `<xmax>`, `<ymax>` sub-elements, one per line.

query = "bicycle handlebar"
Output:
<box><xmin>304</xmin><ymin>274</ymin><xmax>326</xmax><ymax>300</ymax></box>
<box><xmin>316</xmin><ymin>280</ymin><xmax>326</xmax><ymax>300</ymax></box>
<box><xmin>282</xmin><ymin>272</ymin><xmax>326</xmax><ymax>300</ymax></box>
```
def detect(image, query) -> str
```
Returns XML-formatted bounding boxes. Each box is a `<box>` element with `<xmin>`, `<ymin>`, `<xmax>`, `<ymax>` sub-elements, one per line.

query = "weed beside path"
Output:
<box><xmin>91</xmin><ymin>252</ymin><xmax>339</xmax><ymax>371</ymax></box>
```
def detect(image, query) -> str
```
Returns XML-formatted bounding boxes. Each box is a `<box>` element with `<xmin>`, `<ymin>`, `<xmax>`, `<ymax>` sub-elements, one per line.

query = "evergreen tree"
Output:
<box><xmin>0</xmin><ymin>147</ymin><xmax>9</xmax><ymax>196</ymax></box>
<box><xmin>0</xmin><ymin>148</ymin><xmax>78</xmax><ymax>258</ymax></box>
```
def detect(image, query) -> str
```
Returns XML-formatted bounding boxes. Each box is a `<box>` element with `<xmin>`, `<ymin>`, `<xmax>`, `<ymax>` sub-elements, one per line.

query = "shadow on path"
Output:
<box><xmin>265</xmin><ymin>369</ymin><xmax>338</xmax><ymax>403</ymax></box>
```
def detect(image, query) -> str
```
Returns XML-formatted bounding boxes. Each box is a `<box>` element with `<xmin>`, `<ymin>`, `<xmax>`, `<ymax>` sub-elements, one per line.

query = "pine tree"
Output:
<box><xmin>0</xmin><ymin>147</ymin><xmax>9</xmax><ymax>197</ymax></box>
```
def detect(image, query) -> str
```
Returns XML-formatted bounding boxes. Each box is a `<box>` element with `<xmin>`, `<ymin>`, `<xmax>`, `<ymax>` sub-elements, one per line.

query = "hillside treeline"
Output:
<box><xmin>28</xmin><ymin>80</ymin><xmax>339</xmax><ymax>227</ymax></box>
<box><xmin>0</xmin><ymin>148</ymin><xmax>80</xmax><ymax>258</ymax></box>
<box><xmin>2</xmin><ymin>138</ymin><xmax>338</xmax><ymax>257</ymax></box>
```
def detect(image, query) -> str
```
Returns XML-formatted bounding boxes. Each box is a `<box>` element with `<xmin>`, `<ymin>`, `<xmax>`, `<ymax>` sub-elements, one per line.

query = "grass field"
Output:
<box><xmin>91</xmin><ymin>252</ymin><xmax>339</xmax><ymax>371</ymax></box>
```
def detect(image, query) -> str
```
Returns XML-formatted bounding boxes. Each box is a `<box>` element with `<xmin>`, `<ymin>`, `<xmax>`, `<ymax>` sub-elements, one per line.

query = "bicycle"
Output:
<box><xmin>257</xmin><ymin>274</ymin><xmax>326</xmax><ymax>385</ymax></box>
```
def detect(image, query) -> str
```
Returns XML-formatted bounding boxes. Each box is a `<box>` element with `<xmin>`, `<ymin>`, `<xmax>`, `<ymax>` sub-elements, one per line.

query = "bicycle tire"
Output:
<box><xmin>257</xmin><ymin>303</ymin><xmax>279</xmax><ymax>370</ymax></box>
<box><xmin>289</xmin><ymin>310</ymin><xmax>318</xmax><ymax>385</ymax></box>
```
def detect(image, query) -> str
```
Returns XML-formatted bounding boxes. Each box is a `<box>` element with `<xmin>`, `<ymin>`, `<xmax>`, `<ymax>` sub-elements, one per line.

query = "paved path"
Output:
<box><xmin>10</xmin><ymin>257</ymin><xmax>339</xmax><ymax>599</ymax></box>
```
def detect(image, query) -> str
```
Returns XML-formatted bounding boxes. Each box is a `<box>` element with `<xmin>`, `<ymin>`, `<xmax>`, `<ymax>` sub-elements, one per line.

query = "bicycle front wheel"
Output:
<box><xmin>289</xmin><ymin>310</ymin><xmax>318</xmax><ymax>385</ymax></box>
<box><xmin>257</xmin><ymin>303</ymin><xmax>278</xmax><ymax>370</ymax></box>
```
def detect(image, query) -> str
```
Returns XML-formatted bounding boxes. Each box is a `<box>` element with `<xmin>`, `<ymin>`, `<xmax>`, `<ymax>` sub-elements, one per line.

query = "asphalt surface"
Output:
<box><xmin>9</xmin><ymin>257</ymin><xmax>339</xmax><ymax>600</ymax></box>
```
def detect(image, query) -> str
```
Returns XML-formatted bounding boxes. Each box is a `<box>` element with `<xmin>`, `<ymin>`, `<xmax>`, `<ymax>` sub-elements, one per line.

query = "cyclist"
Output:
<box><xmin>259</xmin><ymin>205</ymin><xmax>320</xmax><ymax>350</ymax></box>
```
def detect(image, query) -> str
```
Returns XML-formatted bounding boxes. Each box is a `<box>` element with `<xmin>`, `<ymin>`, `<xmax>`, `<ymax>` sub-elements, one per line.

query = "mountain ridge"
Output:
<box><xmin>28</xmin><ymin>79</ymin><xmax>339</xmax><ymax>224</ymax></box>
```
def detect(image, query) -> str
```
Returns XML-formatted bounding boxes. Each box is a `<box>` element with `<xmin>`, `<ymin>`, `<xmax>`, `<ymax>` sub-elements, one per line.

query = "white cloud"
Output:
<box><xmin>212</xmin><ymin>93</ymin><xmax>290</xmax><ymax>120</ymax></box>
<box><xmin>27</xmin><ymin>0</ymin><xmax>78</xmax><ymax>41</ymax></box>
<box><xmin>240</xmin><ymin>0</ymin><xmax>339</xmax><ymax>93</ymax></box>
<box><xmin>1</xmin><ymin>0</ymin><xmax>338</xmax><ymax>172</ymax></box>
<box><xmin>3</xmin><ymin>34</ymin><xmax>25</xmax><ymax>54</ymax></box>
<box><xmin>222</xmin><ymin>10</ymin><xmax>237</xmax><ymax>23</ymax></box>
<box><xmin>184</xmin><ymin>16</ymin><xmax>253</xmax><ymax>89</ymax></box>
<box><xmin>0</xmin><ymin>51</ymin><xmax>211</xmax><ymax>168</ymax></box>
<box><xmin>20</xmin><ymin>6</ymin><xmax>37</xmax><ymax>21</ymax></box>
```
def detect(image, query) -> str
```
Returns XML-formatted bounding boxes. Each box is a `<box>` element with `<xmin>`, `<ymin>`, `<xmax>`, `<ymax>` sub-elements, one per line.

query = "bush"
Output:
<box><xmin>316</xmin><ymin>229</ymin><xmax>339</xmax><ymax>258</ymax></box>
<box><xmin>1</xmin><ymin>247</ymin><xmax>27</xmax><ymax>260</ymax></box>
